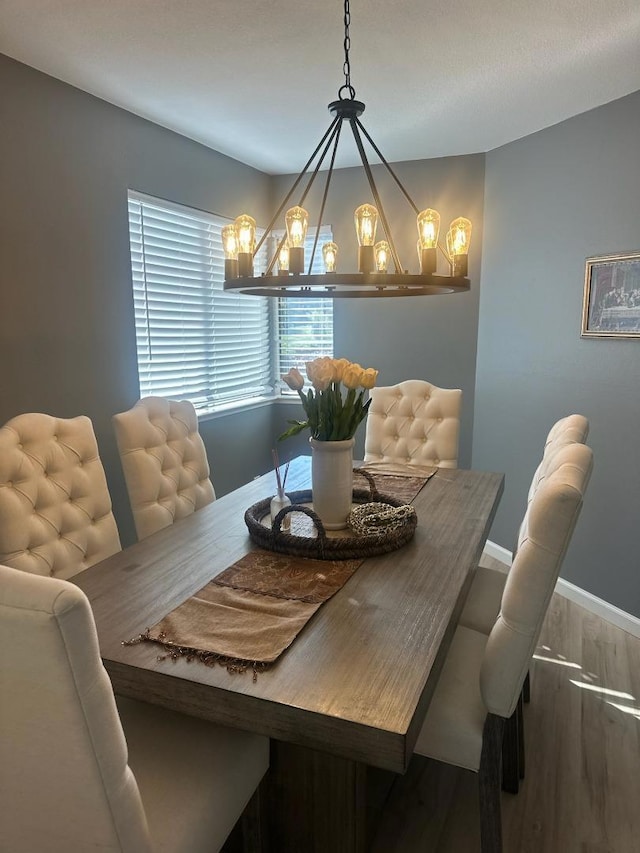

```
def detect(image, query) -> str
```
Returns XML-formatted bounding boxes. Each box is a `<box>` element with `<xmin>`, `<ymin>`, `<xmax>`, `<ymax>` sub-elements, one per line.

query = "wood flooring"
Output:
<box><xmin>370</xmin><ymin>556</ymin><xmax>640</xmax><ymax>853</ymax></box>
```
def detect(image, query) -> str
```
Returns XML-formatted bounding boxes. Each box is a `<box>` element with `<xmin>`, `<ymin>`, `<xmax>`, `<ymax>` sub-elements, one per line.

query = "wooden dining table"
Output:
<box><xmin>73</xmin><ymin>456</ymin><xmax>503</xmax><ymax>852</ymax></box>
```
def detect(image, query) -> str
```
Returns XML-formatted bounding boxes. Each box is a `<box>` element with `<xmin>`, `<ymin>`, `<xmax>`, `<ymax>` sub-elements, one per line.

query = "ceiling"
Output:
<box><xmin>2</xmin><ymin>0</ymin><xmax>640</xmax><ymax>175</ymax></box>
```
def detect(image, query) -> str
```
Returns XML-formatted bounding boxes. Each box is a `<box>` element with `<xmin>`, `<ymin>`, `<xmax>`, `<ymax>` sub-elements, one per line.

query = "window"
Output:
<box><xmin>127</xmin><ymin>191</ymin><xmax>333</xmax><ymax>412</ymax></box>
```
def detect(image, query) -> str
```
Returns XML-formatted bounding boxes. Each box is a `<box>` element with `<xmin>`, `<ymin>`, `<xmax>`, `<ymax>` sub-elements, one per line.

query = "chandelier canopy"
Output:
<box><xmin>223</xmin><ymin>0</ymin><xmax>472</xmax><ymax>299</ymax></box>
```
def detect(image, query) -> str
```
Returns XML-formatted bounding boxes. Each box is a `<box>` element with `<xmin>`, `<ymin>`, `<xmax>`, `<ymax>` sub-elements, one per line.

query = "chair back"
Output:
<box><xmin>528</xmin><ymin>413</ymin><xmax>589</xmax><ymax>501</ymax></box>
<box><xmin>0</xmin><ymin>413</ymin><xmax>121</xmax><ymax>578</ymax></box>
<box><xmin>481</xmin><ymin>442</ymin><xmax>593</xmax><ymax>719</ymax></box>
<box><xmin>0</xmin><ymin>564</ymin><xmax>152</xmax><ymax>853</ymax></box>
<box><xmin>113</xmin><ymin>397</ymin><xmax>215</xmax><ymax>540</ymax></box>
<box><xmin>364</xmin><ymin>379</ymin><xmax>462</xmax><ymax>468</ymax></box>
<box><xmin>544</xmin><ymin>413</ymin><xmax>590</xmax><ymax>449</ymax></box>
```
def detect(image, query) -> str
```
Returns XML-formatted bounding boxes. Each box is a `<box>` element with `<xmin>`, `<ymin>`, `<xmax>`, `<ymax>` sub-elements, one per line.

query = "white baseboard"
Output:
<box><xmin>482</xmin><ymin>540</ymin><xmax>512</xmax><ymax>569</ymax></box>
<box><xmin>482</xmin><ymin>540</ymin><xmax>640</xmax><ymax>639</ymax></box>
<box><xmin>554</xmin><ymin>578</ymin><xmax>640</xmax><ymax>638</ymax></box>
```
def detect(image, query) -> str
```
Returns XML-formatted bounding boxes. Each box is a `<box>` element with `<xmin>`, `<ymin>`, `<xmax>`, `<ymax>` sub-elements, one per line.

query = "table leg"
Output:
<box><xmin>262</xmin><ymin>740</ymin><xmax>394</xmax><ymax>852</ymax></box>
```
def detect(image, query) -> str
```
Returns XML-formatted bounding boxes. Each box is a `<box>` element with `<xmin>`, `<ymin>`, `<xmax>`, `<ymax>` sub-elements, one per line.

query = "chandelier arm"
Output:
<box><xmin>253</xmin><ymin>115</ymin><xmax>341</xmax><ymax>259</ymax></box>
<box><xmin>308</xmin><ymin>121</ymin><xmax>343</xmax><ymax>274</ymax></box>
<box><xmin>354</xmin><ymin>118</ymin><xmax>420</xmax><ymax>216</ymax></box>
<box><xmin>349</xmin><ymin>119</ymin><xmax>404</xmax><ymax>274</ymax></box>
<box><xmin>356</xmin><ymin>117</ymin><xmax>454</xmax><ymax>270</ymax></box>
<box><xmin>263</xmin><ymin>118</ymin><xmax>341</xmax><ymax>276</ymax></box>
<box><xmin>438</xmin><ymin>242</ymin><xmax>453</xmax><ymax>267</ymax></box>
<box><xmin>295</xmin><ymin>118</ymin><xmax>341</xmax><ymax>210</ymax></box>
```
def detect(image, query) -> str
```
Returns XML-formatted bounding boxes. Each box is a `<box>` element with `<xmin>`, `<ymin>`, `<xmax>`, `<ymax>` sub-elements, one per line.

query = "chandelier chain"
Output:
<box><xmin>339</xmin><ymin>0</ymin><xmax>356</xmax><ymax>100</ymax></box>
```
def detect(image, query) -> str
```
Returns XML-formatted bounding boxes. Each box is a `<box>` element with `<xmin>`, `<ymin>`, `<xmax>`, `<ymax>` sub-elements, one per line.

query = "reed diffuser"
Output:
<box><xmin>270</xmin><ymin>449</ymin><xmax>291</xmax><ymax>531</ymax></box>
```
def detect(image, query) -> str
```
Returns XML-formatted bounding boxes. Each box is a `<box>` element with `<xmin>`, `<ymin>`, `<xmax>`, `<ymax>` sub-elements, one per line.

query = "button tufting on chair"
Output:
<box><xmin>364</xmin><ymin>379</ymin><xmax>462</xmax><ymax>468</ymax></box>
<box><xmin>113</xmin><ymin>397</ymin><xmax>216</xmax><ymax>541</ymax></box>
<box><xmin>0</xmin><ymin>413</ymin><xmax>121</xmax><ymax>579</ymax></box>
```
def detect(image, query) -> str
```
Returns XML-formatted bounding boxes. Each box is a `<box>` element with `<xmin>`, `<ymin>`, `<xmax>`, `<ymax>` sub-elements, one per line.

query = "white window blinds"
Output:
<box><xmin>128</xmin><ymin>192</ymin><xmax>272</xmax><ymax>411</ymax></box>
<box><xmin>276</xmin><ymin>225</ymin><xmax>334</xmax><ymax>379</ymax></box>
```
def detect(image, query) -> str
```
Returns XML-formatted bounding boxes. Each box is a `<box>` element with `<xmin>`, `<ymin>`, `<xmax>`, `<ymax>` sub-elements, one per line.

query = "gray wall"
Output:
<box><xmin>0</xmin><ymin>55</ymin><xmax>273</xmax><ymax>545</ymax></box>
<box><xmin>473</xmin><ymin>90</ymin><xmax>640</xmax><ymax>616</ymax></box>
<box><xmin>271</xmin><ymin>154</ymin><xmax>486</xmax><ymax>465</ymax></box>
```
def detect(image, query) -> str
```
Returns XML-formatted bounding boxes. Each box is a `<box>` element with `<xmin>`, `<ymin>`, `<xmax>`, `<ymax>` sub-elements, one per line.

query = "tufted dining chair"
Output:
<box><xmin>459</xmin><ymin>414</ymin><xmax>589</xmax><ymax>790</ymax></box>
<box><xmin>113</xmin><ymin>397</ymin><xmax>216</xmax><ymax>541</ymax></box>
<box><xmin>364</xmin><ymin>379</ymin><xmax>462</xmax><ymax>468</ymax></box>
<box><xmin>0</xmin><ymin>413</ymin><xmax>121</xmax><ymax>579</ymax></box>
<box><xmin>0</xmin><ymin>563</ymin><xmax>268</xmax><ymax>853</ymax></box>
<box><xmin>414</xmin><ymin>442</ymin><xmax>593</xmax><ymax>853</ymax></box>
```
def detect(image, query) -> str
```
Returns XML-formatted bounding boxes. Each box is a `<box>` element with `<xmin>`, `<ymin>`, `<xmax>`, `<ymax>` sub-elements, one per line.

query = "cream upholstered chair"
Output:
<box><xmin>414</xmin><ymin>442</ymin><xmax>593</xmax><ymax>853</ymax></box>
<box><xmin>364</xmin><ymin>379</ymin><xmax>462</xmax><ymax>468</ymax></box>
<box><xmin>460</xmin><ymin>414</ymin><xmax>590</xmax><ymax>637</ymax></box>
<box><xmin>113</xmin><ymin>397</ymin><xmax>215</xmax><ymax>540</ymax></box>
<box><xmin>0</xmin><ymin>413</ymin><xmax>121</xmax><ymax>579</ymax></box>
<box><xmin>0</xmin><ymin>563</ymin><xmax>269</xmax><ymax>853</ymax></box>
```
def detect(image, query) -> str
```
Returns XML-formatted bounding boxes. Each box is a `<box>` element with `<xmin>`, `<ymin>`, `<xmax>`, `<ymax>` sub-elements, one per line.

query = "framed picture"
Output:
<box><xmin>581</xmin><ymin>252</ymin><xmax>640</xmax><ymax>338</ymax></box>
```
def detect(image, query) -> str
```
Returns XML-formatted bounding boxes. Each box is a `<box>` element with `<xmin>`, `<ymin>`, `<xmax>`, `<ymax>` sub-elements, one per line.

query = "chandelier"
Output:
<box><xmin>223</xmin><ymin>0</ymin><xmax>472</xmax><ymax>299</ymax></box>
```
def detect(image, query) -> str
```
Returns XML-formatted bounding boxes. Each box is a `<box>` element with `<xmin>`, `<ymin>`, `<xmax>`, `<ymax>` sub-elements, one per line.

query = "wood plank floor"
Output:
<box><xmin>371</xmin><ymin>559</ymin><xmax>640</xmax><ymax>852</ymax></box>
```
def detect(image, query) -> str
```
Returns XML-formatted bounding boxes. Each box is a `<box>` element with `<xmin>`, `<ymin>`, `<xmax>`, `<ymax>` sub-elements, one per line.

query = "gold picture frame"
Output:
<box><xmin>581</xmin><ymin>252</ymin><xmax>640</xmax><ymax>338</ymax></box>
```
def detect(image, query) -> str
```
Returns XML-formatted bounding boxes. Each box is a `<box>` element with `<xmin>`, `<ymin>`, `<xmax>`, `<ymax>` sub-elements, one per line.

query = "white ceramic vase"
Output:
<box><xmin>309</xmin><ymin>436</ymin><xmax>355</xmax><ymax>530</ymax></box>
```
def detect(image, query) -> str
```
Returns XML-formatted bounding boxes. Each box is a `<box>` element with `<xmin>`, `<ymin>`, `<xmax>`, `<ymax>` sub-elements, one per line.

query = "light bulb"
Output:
<box><xmin>448</xmin><ymin>217</ymin><xmax>471</xmax><ymax>254</ymax></box>
<box><xmin>278</xmin><ymin>241</ymin><xmax>290</xmax><ymax>274</ymax></box>
<box><xmin>322</xmin><ymin>242</ymin><xmax>338</xmax><ymax>273</ymax></box>
<box><xmin>417</xmin><ymin>209</ymin><xmax>440</xmax><ymax>249</ymax></box>
<box><xmin>285</xmin><ymin>206</ymin><xmax>308</xmax><ymax>273</ymax></box>
<box><xmin>222</xmin><ymin>224</ymin><xmax>238</xmax><ymax>259</ymax></box>
<box><xmin>446</xmin><ymin>217</ymin><xmax>472</xmax><ymax>277</ymax></box>
<box><xmin>417</xmin><ymin>209</ymin><xmax>440</xmax><ymax>275</ymax></box>
<box><xmin>354</xmin><ymin>204</ymin><xmax>378</xmax><ymax>246</ymax></box>
<box><xmin>354</xmin><ymin>204</ymin><xmax>378</xmax><ymax>273</ymax></box>
<box><xmin>234</xmin><ymin>214</ymin><xmax>256</xmax><ymax>254</ymax></box>
<box><xmin>222</xmin><ymin>223</ymin><xmax>239</xmax><ymax>279</ymax></box>
<box><xmin>234</xmin><ymin>214</ymin><xmax>256</xmax><ymax>276</ymax></box>
<box><xmin>374</xmin><ymin>241</ymin><xmax>389</xmax><ymax>272</ymax></box>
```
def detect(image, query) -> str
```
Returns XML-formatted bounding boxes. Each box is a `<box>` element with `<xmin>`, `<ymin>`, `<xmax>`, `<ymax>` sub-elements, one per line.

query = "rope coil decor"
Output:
<box><xmin>347</xmin><ymin>502</ymin><xmax>416</xmax><ymax>536</ymax></box>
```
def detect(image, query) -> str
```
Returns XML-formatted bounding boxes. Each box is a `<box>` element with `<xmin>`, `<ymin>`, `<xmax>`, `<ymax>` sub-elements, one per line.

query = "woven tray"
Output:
<box><xmin>244</xmin><ymin>468</ymin><xmax>417</xmax><ymax>560</ymax></box>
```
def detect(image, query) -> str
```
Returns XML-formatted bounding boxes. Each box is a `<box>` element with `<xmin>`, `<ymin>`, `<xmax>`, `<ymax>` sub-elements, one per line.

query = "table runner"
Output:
<box><xmin>125</xmin><ymin>552</ymin><xmax>363</xmax><ymax>680</ymax></box>
<box><xmin>363</xmin><ymin>469</ymin><xmax>435</xmax><ymax>504</ymax></box>
<box><xmin>124</xmin><ymin>467</ymin><xmax>435</xmax><ymax>679</ymax></box>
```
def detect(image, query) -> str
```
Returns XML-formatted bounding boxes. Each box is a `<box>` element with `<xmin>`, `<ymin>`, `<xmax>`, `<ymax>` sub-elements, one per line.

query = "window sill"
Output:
<box><xmin>273</xmin><ymin>394</ymin><xmax>304</xmax><ymax>404</ymax></box>
<box><xmin>195</xmin><ymin>390</ymin><xmax>306</xmax><ymax>423</ymax></box>
<box><xmin>197</xmin><ymin>395</ymin><xmax>277</xmax><ymax>422</ymax></box>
